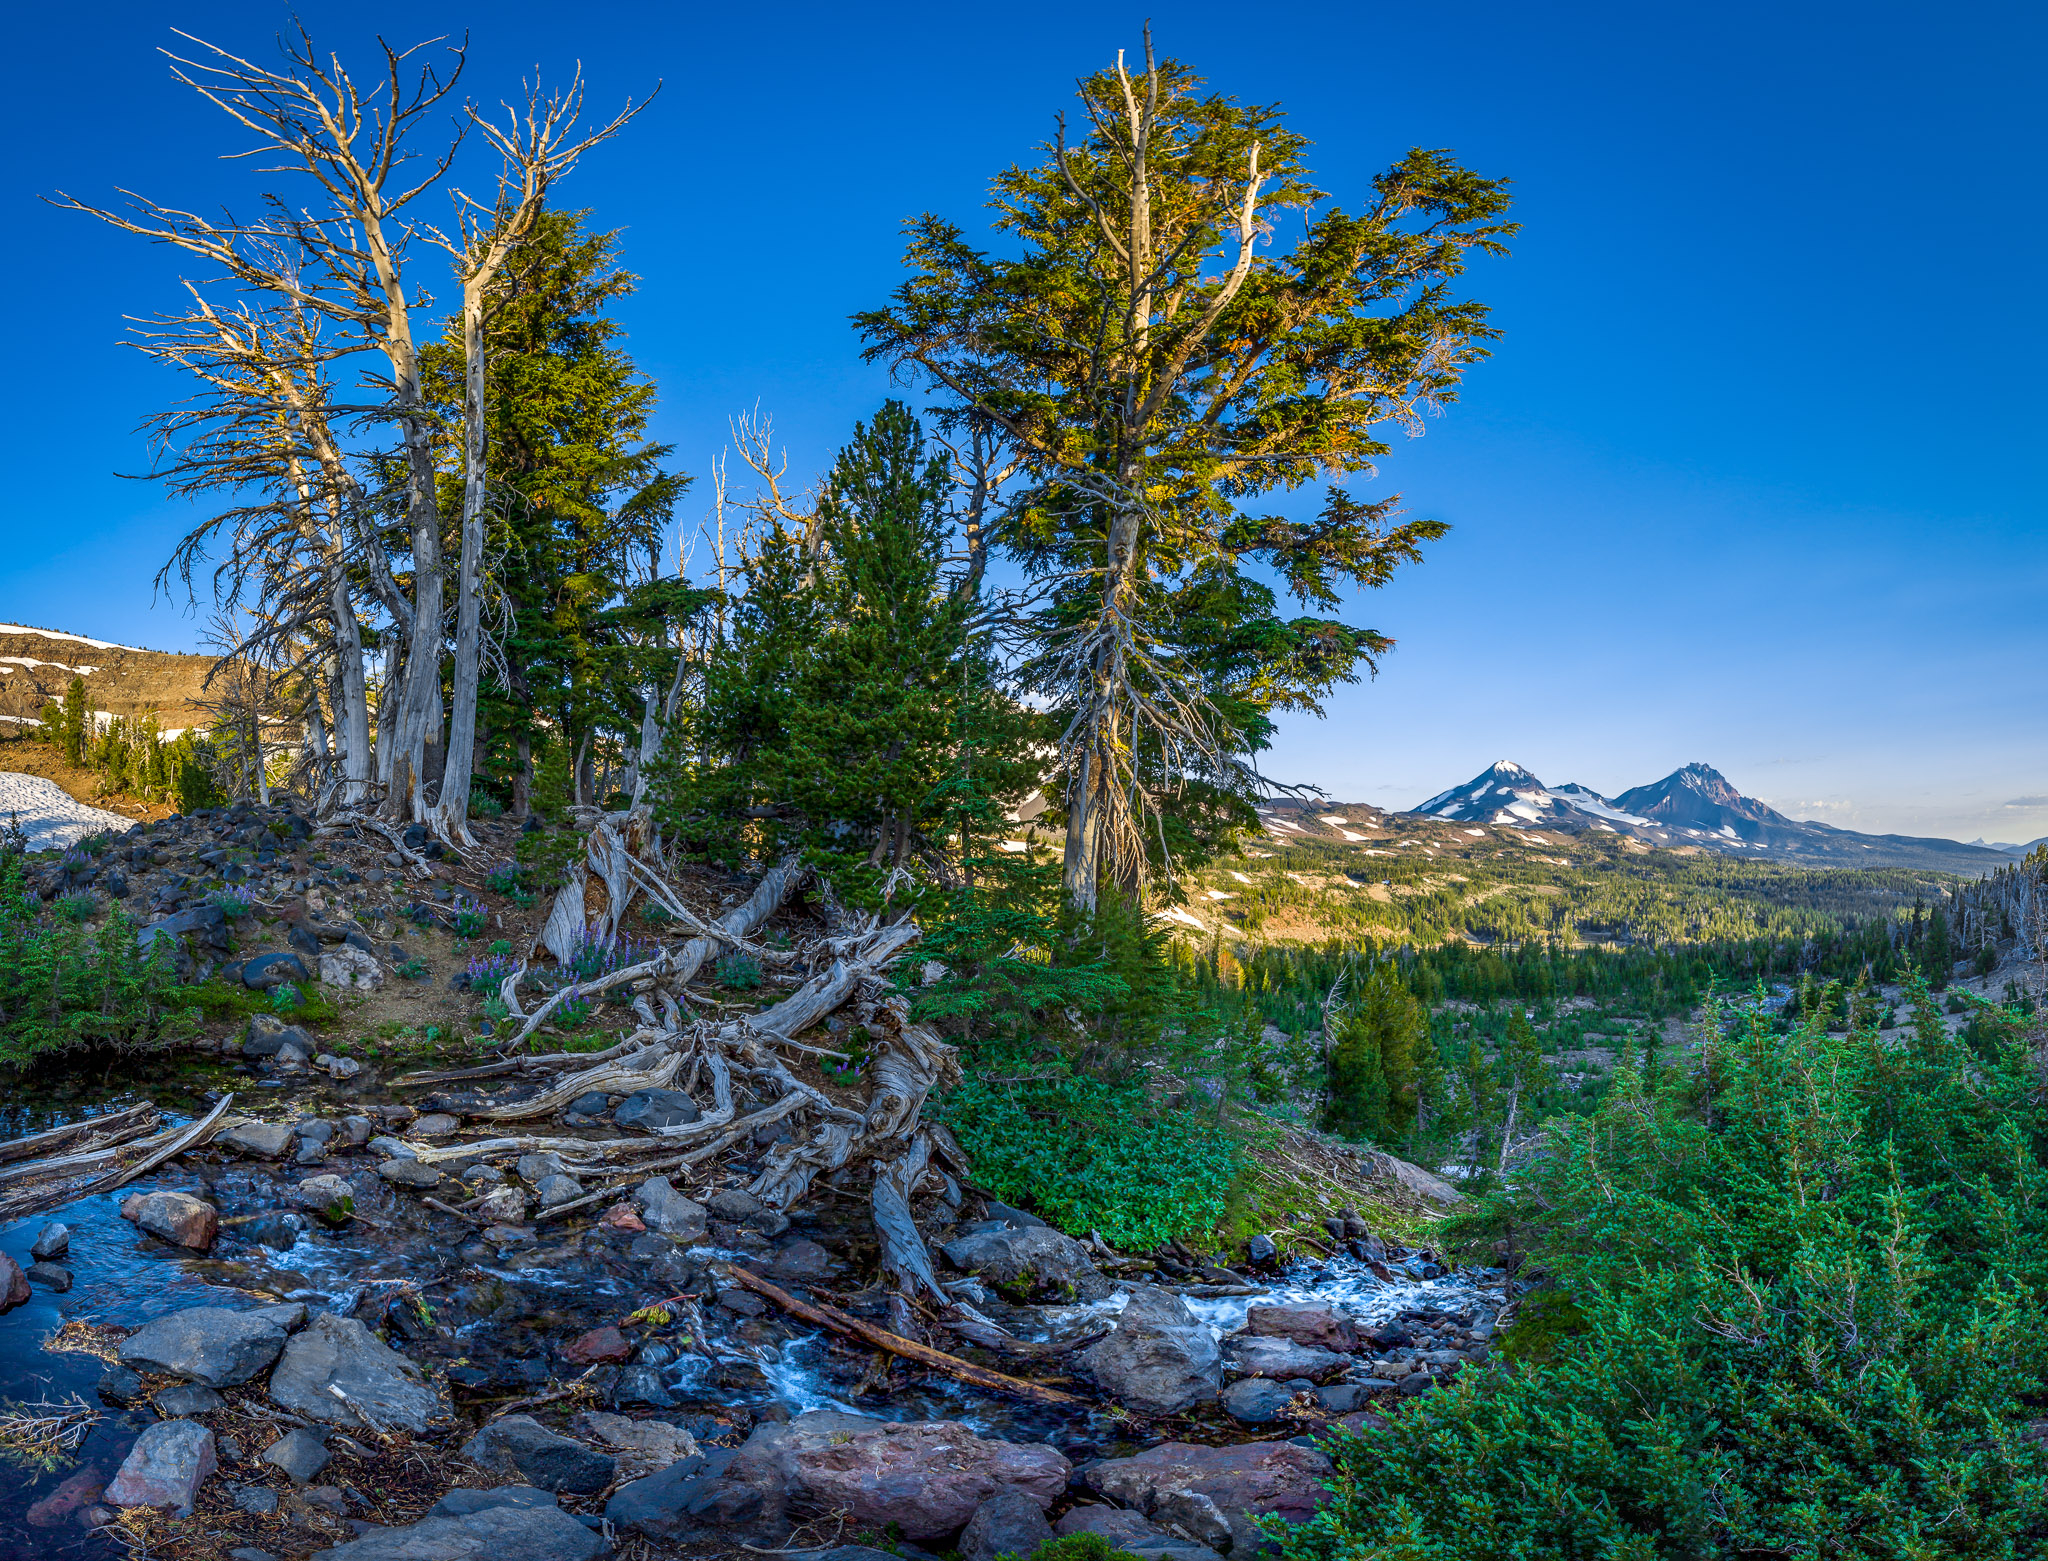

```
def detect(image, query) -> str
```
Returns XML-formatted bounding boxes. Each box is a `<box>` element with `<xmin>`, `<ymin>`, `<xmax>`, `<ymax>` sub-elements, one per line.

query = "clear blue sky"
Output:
<box><xmin>3</xmin><ymin>1</ymin><xmax>2041</xmax><ymax>842</ymax></box>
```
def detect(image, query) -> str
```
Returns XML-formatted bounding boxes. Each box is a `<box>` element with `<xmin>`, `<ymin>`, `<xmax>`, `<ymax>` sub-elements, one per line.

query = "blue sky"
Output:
<box><xmin>3</xmin><ymin>1</ymin><xmax>2041</xmax><ymax>841</ymax></box>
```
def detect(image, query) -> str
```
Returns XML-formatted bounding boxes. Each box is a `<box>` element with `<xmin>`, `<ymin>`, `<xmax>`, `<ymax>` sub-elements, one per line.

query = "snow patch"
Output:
<box><xmin>0</xmin><ymin>625</ymin><xmax>144</xmax><ymax>652</ymax></box>
<box><xmin>0</xmin><ymin>773</ymin><xmax>133</xmax><ymax>849</ymax></box>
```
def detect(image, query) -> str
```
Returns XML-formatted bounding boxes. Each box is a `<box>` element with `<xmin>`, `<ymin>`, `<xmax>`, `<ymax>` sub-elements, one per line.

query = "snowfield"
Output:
<box><xmin>0</xmin><ymin>773</ymin><xmax>133</xmax><ymax>850</ymax></box>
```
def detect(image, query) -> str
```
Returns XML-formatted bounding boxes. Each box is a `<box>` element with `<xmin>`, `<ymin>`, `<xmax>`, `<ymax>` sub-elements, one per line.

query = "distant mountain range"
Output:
<box><xmin>1410</xmin><ymin>760</ymin><xmax>2024</xmax><ymax>874</ymax></box>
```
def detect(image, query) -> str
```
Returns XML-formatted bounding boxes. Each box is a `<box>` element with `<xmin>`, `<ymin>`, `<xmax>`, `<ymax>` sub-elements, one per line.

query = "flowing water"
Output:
<box><xmin>0</xmin><ymin>1060</ymin><xmax>1508</xmax><ymax>1557</ymax></box>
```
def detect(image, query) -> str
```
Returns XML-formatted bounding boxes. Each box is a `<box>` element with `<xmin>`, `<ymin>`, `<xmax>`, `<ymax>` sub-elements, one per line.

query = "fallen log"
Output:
<box><xmin>0</xmin><ymin>1102</ymin><xmax>158</xmax><ymax>1166</ymax></box>
<box><xmin>722</xmin><ymin>1264</ymin><xmax>1099</xmax><ymax>1411</ymax></box>
<box><xmin>0</xmin><ymin>1094</ymin><xmax>234</xmax><ymax>1223</ymax></box>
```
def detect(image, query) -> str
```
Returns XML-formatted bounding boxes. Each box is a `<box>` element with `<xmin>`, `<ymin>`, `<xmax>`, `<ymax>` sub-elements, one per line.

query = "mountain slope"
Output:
<box><xmin>1403</xmin><ymin>760</ymin><xmax>2015</xmax><ymax>873</ymax></box>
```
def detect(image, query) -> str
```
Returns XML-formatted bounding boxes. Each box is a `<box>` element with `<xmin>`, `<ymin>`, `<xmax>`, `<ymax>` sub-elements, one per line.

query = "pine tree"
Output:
<box><xmin>1495</xmin><ymin>1009</ymin><xmax>1555</xmax><ymax>1172</ymax></box>
<box><xmin>1324</xmin><ymin>962</ymin><xmax>1425</xmax><ymax>1140</ymax></box>
<box><xmin>61</xmin><ymin>678</ymin><xmax>87</xmax><ymax>768</ymax></box>
<box><xmin>1922</xmin><ymin>905</ymin><xmax>1954</xmax><ymax>990</ymax></box>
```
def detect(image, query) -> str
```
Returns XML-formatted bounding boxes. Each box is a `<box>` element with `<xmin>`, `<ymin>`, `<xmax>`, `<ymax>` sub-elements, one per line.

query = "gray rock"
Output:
<box><xmin>106</xmin><ymin>1418</ymin><xmax>215</xmax><ymax>1516</ymax></box>
<box><xmin>99</xmin><ymin>1364</ymin><xmax>147</xmax><ymax>1406</ymax></box>
<box><xmin>426</xmin><ymin>1486</ymin><xmax>558</xmax><ymax>1519</ymax></box>
<box><xmin>532</xmin><ymin>1173</ymin><xmax>583</xmax><ymax>1209</ymax></box>
<box><xmin>294</xmin><ymin>1174</ymin><xmax>356</xmax><ymax>1222</ymax></box>
<box><xmin>515</xmin><ymin>1152</ymin><xmax>564</xmax><ymax>1183</ymax></box>
<box><xmin>1079</xmin><ymin>1286</ymin><xmax>1221</xmax><ymax>1416</ymax></box>
<box><xmin>369</xmin><ymin>1135</ymin><xmax>416</xmax><ymax>1160</ymax></box>
<box><xmin>26</xmin><ymin>1260</ymin><xmax>72</xmax><ymax>1291</ymax></box>
<box><xmin>941</xmin><ymin>1224</ymin><xmax>1104</xmax><ymax>1297</ymax></box>
<box><xmin>566</xmin><ymin>1092</ymin><xmax>610</xmax><ymax>1117</ymax></box>
<box><xmin>1221</xmin><ymin>1375</ymin><xmax>1303</xmax><ymax>1424</ymax></box>
<box><xmin>607</xmin><ymin>1364</ymin><xmax>676</xmax><ymax>1409</ymax></box>
<box><xmin>704</xmin><ymin>1187</ymin><xmax>789</xmax><ymax>1236</ymax></box>
<box><xmin>378</xmin><ymin>1159</ymin><xmax>443</xmax><ymax>1189</ymax></box>
<box><xmin>615</xmin><ymin>1088</ymin><xmax>702</xmax><ymax>1132</ymax></box>
<box><xmin>154</xmin><ymin>1383</ymin><xmax>225</xmax><ymax>1416</ymax></box>
<box><xmin>242</xmin><ymin>951</ymin><xmax>311</xmax><ymax>990</ymax></box>
<box><xmin>231</xmin><ymin>1485</ymin><xmax>279</xmax><ymax>1515</ymax></box>
<box><xmin>29</xmin><ymin>1221</ymin><xmax>69</xmax><ymax>1260</ymax></box>
<box><xmin>603</xmin><ymin>1447</ymin><xmax>754</xmax><ymax>1541</ymax></box>
<box><xmin>460</xmin><ymin>1414</ymin><xmax>615</xmax><ymax>1494</ymax></box>
<box><xmin>219</xmin><ymin>1120</ymin><xmax>297</xmax><ymax>1159</ymax></box>
<box><xmin>1222</xmin><ymin>1333</ymin><xmax>1350</xmax><ymax>1382</ymax></box>
<box><xmin>261</xmin><ymin>1425</ymin><xmax>331</xmax><ymax>1484</ymax></box>
<box><xmin>122</xmin><ymin>1189</ymin><xmax>218</xmax><ymax>1250</ymax></box>
<box><xmin>1247</xmin><ymin>1233</ymin><xmax>1278</xmax><ymax>1264</ymax></box>
<box><xmin>268</xmin><ymin>1312</ymin><xmax>448</xmax><ymax>1433</ymax></box>
<box><xmin>636</xmin><ymin>1175</ymin><xmax>708</xmax><ymax>1239</ymax></box>
<box><xmin>960</xmin><ymin>1488</ymin><xmax>1055</xmax><ymax>1561</ymax></box>
<box><xmin>1316</xmin><ymin>1380</ymin><xmax>1398</xmax><ymax>1413</ymax></box>
<box><xmin>119</xmin><ymin>1307</ymin><xmax>289</xmax><ymax>1387</ymax></box>
<box><xmin>308</xmin><ymin>1503</ymin><xmax>606</xmax><ymax>1561</ymax></box>
<box><xmin>412</xmin><ymin>1113</ymin><xmax>461</xmax><ymax>1137</ymax></box>
<box><xmin>342</xmin><ymin>1116</ymin><xmax>373</xmax><ymax>1146</ymax></box>
<box><xmin>1053</xmin><ymin>1504</ymin><xmax>1226</xmax><ymax>1561</ymax></box>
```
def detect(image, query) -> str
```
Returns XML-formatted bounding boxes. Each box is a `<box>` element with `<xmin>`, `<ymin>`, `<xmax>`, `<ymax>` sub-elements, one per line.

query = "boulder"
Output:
<box><xmin>1316</xmin><ymin>1380</ymin><xmax>1398</xmax><ymax>1413</ymax></box>
<box><xmin>319</xmin><ymin>943</ymin><xmax>383</xmax><ymax>992</ymax></box>
<box><xmin>293</xmin><ymin>1174</ymin><xmax>356</xmax><ymax>1223</ymax></box>
<box><xmin>1084</xmin><ymin>1439</ymin><xmax>1335</xmax><ymax>1557</ymax></box>
<box><xmin>412</xmin><ymin>1113</ymin><xmax>461</xmax><ymax>1138</ymax></box>
<box><xmin>475</xmin><ymin>1186</ymin><xmax>530</xmax><ymax>1224</ymax></box>
<box><xmin>1245</xmin><ymin>1303</ymin><xmax>1359</xmax><ymax>1354</ymax></box>
<box><xmin>426</xmin><ymin>1486</ymin><xmax>557</xmax><ymax>1519</ymax></box>
<box><xmin>98</xmin><ymin>1364</ymin><xmax>148</xmax><ymax>1406</ymax></box>
<box><xmin>1078</xmin><ymin>1286</ymin><xmax>1221</xmax><ymax>1415</ymax></box>
<box><xmin>1222</xmin><ymin>1333</ymin><xmax>1350</xmax><ymax>1382</ymax></box>
<box><xmin>960</xmin><ymin>1488</ymin><xmax>1055</xmax><ymax>1561</ymax></box>
<box><xmin>460</xmin><ymin>1414</ymin><xmax>615</xmax><ymax>1494</ymax></box>
<box><xmin>243</xmin><ymin>1016</ymin><xmax>313</xmax><ymax>1059</ymax></box>
<box><xmin>218</xmin><ymin>1120</ymin><xmax>296</xmax><ymax>1160</ymax></box>
<box><xmin>106</xmin><ymin>1419</ymin><xmax>216</xmax><ymax>1517</ymax></box>
<box><xmin>722</xmin><ymin>1410</ymin><xmax>1069</xmax><ymax>1544</ymax></box>
<box><xmin>615</xmin><ymin>1088</ymin><xmax>702</xmax><ymax>1132</ymax></box>
<box><xmin>119</xmin><ymin>1307</ymin><xmax>288</xmax><ymax>1387</ymax></box>
<box><xmin>940</xmin><ymin>1224</ymin><xmax>1105</xmax><ymax>1298</ymax></box>
<box><xmin>378</xmin><ymin>1159</ymin><xmax>443</xmax><ymax>1189</ymax></box>
<box><xmin>25</xmin><ymin>1467</ymin><xmax>104</xmax><ymax>1529</ymax></box>
<box><xmin>120</xmin><ymin>1190</ymin><xmax>218</xmax><ymax>1250</ymax></box>
<box><xmin>1054</xmin><ymin>1505</ymin><xmax>1226</xmax><ymax>1561</ymax></box>
<box><xmin>1361</xmin><ymin>1147</ymin><xmax>1466</xmax><ymax>1206</ymax></box>
<box><xmin>153</xmin><ymin>1383</ymin><xmax>225</xmax><ymax>1417</ymax></box>
<box><xmin>260</xmin><ymin>1426</ymin><xmax>331</xmax><ymax>1484</ymax></box>
<box><xmin>570</xmin><ymin>1410</ymin><xmax>696</xmax><ymax>1477</ymax></box>
<box><xmin>704</xmin><ymin>1187</ymin><xmax>788</xmax><ymax>1236</ymax></box>
<box><xmin>604</xmin><ymin>1447</ymin><xmax>758</xmax><ymax>1541</ymax></box>
<box><xmin>268</xmin><ymin>1313</ymin><xmax>447</xmax><ymax>1433</ymax></box>
<box><xmin>0</xmin><ymin>1254</ymin><xmax>30</xmax><ymax>1311</ymax></box>
<box><xmin>532</xmin><ymin>1173</ymin><xmax>583</xmax><ymax>1208</ymax></box>
<box><xmin>241</xmin><ymin>951</ymin><xmax>311</xmax><ymax>990</ymax></box>
<box><xmin>308</xmin><ymin>1503</ymin><xmax>606</xmax><ymax>1561</ymax></box>
<box><xmin>30</xmin><ymin>1221</ymin><xmax>69</xmax><ymax>1261</ymax></box>
<box><xmin>637</xmin><ymin>1176</ymin><xmax>708</xmax><ymax>1240</ymax></box>
<box><xmin>1221</xmin><ymin>1375</ymin><xmax>1306</xmax><ymax>1424</ymax></box>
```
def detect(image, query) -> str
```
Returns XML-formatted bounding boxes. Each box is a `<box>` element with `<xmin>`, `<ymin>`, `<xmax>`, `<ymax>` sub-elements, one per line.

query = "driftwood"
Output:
<box><xmin>722</xmin><ymin>1265</ymin><xmax>1096</xmax><ymax>1410</ymax></box>
<box><xmin>0</xmin><ymin>1102</ymin><xmax>159</xmax><ymax>1166</ymax></box>
<box><xmin>0</xmin><ymin>1095</ymin><xmax>234</xmax><ymax>1222</ymax></box>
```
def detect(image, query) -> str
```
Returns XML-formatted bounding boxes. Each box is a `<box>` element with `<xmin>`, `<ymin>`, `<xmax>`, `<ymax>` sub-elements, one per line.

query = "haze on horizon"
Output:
<box><xmin>2</xmin><ymin>0</ymin><xmax>2039</xmax><ymax>845</ymax></box>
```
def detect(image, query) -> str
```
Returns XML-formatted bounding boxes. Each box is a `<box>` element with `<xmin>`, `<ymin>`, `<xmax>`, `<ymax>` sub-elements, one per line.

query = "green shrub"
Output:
<box><xmin>714</xmin><ymin>953</ymin><xmax>763</xmax><ymax>990</ymax></box>
<box><xmin>396</xmin><ymin>958</ymin><xmax>428</xmax><ymax>981</ymax></box>
<box><xmin>0</xmin><ymin>856</ymin><xmax>194</xmax><ymax>1062</ymax></box>
<box><xmin>939</xmin><ymin>1074</ymin><xmax>1242</xmax><ymax>1250</ymax></box>
<box><xmin>54</xmin><ymin>893</ymin><xmax>97</xmax><ymax>925</ymax></box>
<box><xmin>468</xmin><ymin>788</ymin><xmax>506</xmax><ymax>819</ymax></box>
<box><xmin>1282</xmin><ymin>981</ymin><xmax>2048</xmax><ymax>1560</ymax></box>
<box><xmin>1018</xmin><ymin>1537</ymin><xmax>1144</xmax><ymax>1561</ymax></box>
<box><xmin>269</xmin><ymin>982</ymin><xmax>301</xmax><ymax>1013</ymax></box>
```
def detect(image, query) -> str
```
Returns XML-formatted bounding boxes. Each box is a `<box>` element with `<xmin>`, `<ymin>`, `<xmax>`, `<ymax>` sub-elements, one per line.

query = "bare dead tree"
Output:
<box><xmin>424</xmin><ymin>70</ymin><xmax>652</xmax><ymax>846</ymax></box>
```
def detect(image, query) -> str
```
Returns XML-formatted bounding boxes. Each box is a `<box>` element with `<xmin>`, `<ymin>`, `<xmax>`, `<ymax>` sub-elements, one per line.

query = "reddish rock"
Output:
<box><xmin>0</xmin><ymin>1254</ymin><xmax>30</xmax><ymax>1311</ymax></box>
<box><xmin>119</xmin><ymin>1190</ymin><xmax>218</xmax><ymax>1251</ymax></box>
<box><xmin>27</xmin><ymin>1467</ymin><xmax>104</xmax><ymax>1527</ymax></box>
<box><xmin>599</xmin><ymin>1204</ymin><xmax>647</xmax><ymax>1234</ymax></box>
<box><xmin>561</xmin><ymin>1325</ymin><xmax>633</xmax><ymax>1364</ymax></box>
<box><xmin>1246</xmin><ymin>1302</ymin><xmax>1359</xmax><ymax>1353</ymax></box>
<box><xmin>726</xmin><ymin>1411</ymin><xmax>1069</xmax><ymax>1545</ymax></box>
<box><xmin>106</xmin><ymin>1419</ymin><xmax>216</xmax><ymax>1517</ymax></box>
<box><xmin>1085</xmin><ymin>1438</ymin><xmax>1334</xmax><ymax>1556</ymax></box>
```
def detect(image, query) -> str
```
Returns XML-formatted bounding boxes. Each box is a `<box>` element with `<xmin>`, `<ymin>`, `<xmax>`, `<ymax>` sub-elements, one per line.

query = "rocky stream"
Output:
<box><xmin>0</xmin><ymin>799</ymin><xmax>1515</xmax><ymax>1561</ymax></box>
